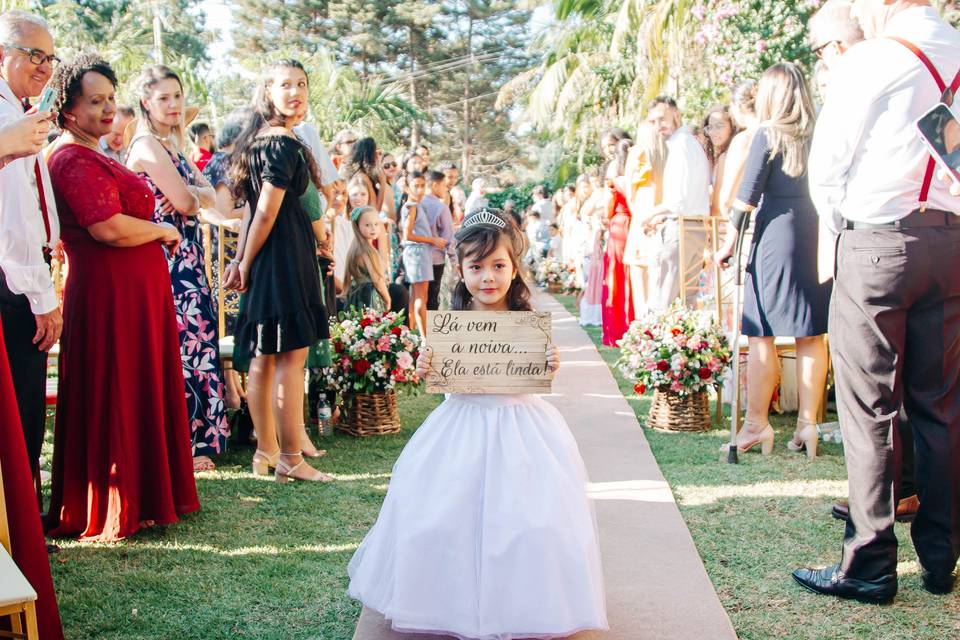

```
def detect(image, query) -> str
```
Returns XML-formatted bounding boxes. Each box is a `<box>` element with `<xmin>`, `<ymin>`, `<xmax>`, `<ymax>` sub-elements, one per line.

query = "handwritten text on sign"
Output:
<box><xmin>425</xmin><ymin>311</ymin><xmax>552</xmax><ymax>394</ymax></box>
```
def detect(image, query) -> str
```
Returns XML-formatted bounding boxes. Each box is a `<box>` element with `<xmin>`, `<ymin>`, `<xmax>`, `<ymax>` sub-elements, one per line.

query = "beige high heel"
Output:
<box><xmin>788</xmin><ymin>419</ymin><xmax>818</xmax><ymax>459</ymax></box>
<box><xmin>251</xmin><ymin>449</ymin><xmax>279</xmax><ymax>476</ymax></box>
<box><xmin>274</xmin><ymin>456</ymin><xmax>335</xmax><ymax>484</ymax></box>
<box><xmin>736</xmin><ymin>419</ymin><xmax>775</xmax><ymax>455</ymax></box>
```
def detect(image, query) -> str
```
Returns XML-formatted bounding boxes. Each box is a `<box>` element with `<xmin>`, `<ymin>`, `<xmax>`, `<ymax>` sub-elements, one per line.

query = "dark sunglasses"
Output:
<box><xmin>813</xmin><ymin>41</ymin><xmax>838</xmax><ymax>59</ymax></box>
<box><xmin>382</xmin><ymin>162</ymin><xmax>397</xmax><ymax>169</ymax></box>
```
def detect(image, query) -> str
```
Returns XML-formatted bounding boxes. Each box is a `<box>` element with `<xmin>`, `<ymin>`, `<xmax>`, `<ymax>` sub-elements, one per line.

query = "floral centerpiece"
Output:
<box><xmin>535</xmin><ymin>257</ymin><xmax>567</xmax><ymax>292</ymax></box>
<box><xmin>561</xmin><ymin>262</ymin><xmax>581</xmax><ymax>295</ymax></box>
<box><xmin>324</xmin><ymin>308</ymin><xmax>422</xmax><ymax>436</ymax></box>
<box><xmin>616</xmin><ymin>301</ymin><xmax>732</xmax><ymax>431</ymax></box>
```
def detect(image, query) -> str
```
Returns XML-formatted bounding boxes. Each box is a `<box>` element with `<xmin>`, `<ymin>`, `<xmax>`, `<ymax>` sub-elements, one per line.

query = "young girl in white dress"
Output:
<box><xmin>348</xmin><ymin>208</ymin><xmax>609</xmax><ymax>639</ymax></box>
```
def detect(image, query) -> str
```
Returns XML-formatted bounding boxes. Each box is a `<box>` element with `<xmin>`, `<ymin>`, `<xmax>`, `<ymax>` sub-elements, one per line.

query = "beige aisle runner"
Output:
<box><xmin>353</xmin><ymin>291</ymin><xmax>737</xmax><ymax>640</ymax></box>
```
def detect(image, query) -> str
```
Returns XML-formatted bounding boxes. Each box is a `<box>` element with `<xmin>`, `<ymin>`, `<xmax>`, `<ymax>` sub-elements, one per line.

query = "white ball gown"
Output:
<box><xmin>348</xmin><ymin>393</ymin><xmax>608</xmax><ymax>640</ymax></box>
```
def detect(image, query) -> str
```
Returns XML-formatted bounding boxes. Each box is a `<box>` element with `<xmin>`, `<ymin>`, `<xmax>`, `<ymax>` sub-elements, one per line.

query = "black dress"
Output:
<box><xmin>234</xmin><ymin>135</ymin><xmax>328</xmax><ymax>363</ymax></box>
<box><xmin>737</xmin><ymin>128</ymin><xmax>831</xmax><ymax>337</ymax></box>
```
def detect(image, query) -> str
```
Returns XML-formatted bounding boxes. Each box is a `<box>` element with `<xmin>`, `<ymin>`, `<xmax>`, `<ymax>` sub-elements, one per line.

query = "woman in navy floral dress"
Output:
<box><xmin>126</xmin><ymin>65</ymin><xmax>228</xmax><ymax>471</ymax></box>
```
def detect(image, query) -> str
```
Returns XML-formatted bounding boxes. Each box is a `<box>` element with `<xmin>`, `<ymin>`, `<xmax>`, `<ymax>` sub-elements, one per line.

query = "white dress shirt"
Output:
<box><xmin>662</xmin><ymin>127</ymin><xmax>711</xmax><ymax>218</ymax></box>
<box><xmin>809</xmin><ymin>6</ymin><xmax>960</xmax><ymax>233</ymax></box>
<box><xmin>533</xmin><ymin>197</ymin><xmax>554</xmax><ymax>223</ymax></box>
<box><xmin>464</xmin><ymin>193</ymin><xmax>488</xmax><ymax>215</ymax></box>
<box><xmin>0</xmin><ymin>78</ymin><xmax>60</xmax><ymax>314</ymax></box>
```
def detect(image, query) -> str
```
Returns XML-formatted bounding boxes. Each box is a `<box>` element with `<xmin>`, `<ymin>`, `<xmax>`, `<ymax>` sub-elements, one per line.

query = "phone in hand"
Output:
<box><xmin>916</xmin><ymin>102</ymin><xmax>960</xmax><ymax>187</ymax></box>
<box><xmin>36</xmin><ymin>86</ymin><xmax>56</xmax><ymax>113</ymax></box>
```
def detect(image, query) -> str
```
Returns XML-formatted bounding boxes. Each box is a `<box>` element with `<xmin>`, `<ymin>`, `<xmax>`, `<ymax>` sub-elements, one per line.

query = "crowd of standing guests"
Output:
<box><xmin>0</xmin><ymin>9</ymin><xmax>473</xmax><ymax>638</ymax></box>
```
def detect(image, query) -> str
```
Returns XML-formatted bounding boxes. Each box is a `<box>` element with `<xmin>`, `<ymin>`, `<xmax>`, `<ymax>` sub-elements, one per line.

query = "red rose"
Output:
<box><xmin>657</xmin><ymin>360</ymin><xmax>669</xmax><ymax>372</ymax></box>
<box><xmin>698</xmin><ymin>367</ymin><xmax>712</xmax><ymax>380</ymax></box>
<box><xmin>391</xmin><ymin>326</ymin><xmax>402</xmax><ymax>336</ymax></box>
<box><xmin>634</xmin><ymin>383</ymin><xmax>646</xmax><ymax>395</ymax></box>
<box><xmin>360</xmin><ymin>318</ymin><xmax>373</xmax><ymax>328</ymax></box>
<box><xmin>333</xmin><ymin>342</ymin><xmax>344</xmax><ymax>353</ymax></box>
<box><xmin>353</xmin><ymin>359</ymin><xmax>371</xmax><ymax>375</ymax></box>
<box><xmin>671</xmin><ymin>328</ymin><xmax>681</xmax><ymax>336</ymax></box>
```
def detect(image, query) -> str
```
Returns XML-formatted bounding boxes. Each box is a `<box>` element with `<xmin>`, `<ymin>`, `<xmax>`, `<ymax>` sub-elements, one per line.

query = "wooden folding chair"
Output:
<box><xmin>0</xmin><ymin>461</ymin><xmax>40</xmax><ymax>640</ymax></box>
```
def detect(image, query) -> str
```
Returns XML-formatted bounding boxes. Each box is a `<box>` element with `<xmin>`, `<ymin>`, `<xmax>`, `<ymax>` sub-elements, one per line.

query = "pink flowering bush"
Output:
<box><xmin>682</xmin><ymin>0</ymin><xmax>825</xmax><ymax>113</ymax></box>
<box><xmin>616</xmin><ymin>301</ymin><xmax>732</xmax><ymax>397</ymax></box>
<box><xmin>324</xmin><ymin>308</ymin><xmax>423</xmax><ymax>395</ymax></box>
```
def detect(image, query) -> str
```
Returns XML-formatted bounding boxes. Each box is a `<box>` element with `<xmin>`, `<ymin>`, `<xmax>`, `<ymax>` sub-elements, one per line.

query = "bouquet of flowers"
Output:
<box><xmin>324</xmin><ymin>308</ymin><xmax>423</xmax><ymax>395</ymax></box>
<box><xmin>535</xmin><ymin>257</ymin><xmax>566</xmax><ymax>289</ymax></box>
<box><xmin>616</xmin><ymin>301</ymin><xmax>732</xmax><ymax>397</ymax></box>
<box><xmin>561</xmin><ymin>262</ymin><xmax>581</xmax><ymax>294</ymax></box>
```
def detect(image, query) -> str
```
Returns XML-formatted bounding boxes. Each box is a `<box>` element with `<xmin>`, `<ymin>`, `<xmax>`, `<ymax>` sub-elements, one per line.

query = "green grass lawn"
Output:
<box><xmin>552</xmin><ymin>293</ymin><xmax>960</xmax><ymax>640</ymax></box>
<box><xmin>43</xmin><ymin>392</ymin><xmax>442</xmax><ymax>640</ymax></box>
<box><xmin>43</xmin><ymin>295</ymin><xmax>959</xmax><ymax>640</ymax></box>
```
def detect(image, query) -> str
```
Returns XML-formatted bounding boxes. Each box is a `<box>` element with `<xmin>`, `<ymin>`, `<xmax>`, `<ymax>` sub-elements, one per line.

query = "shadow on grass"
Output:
<box><xmin>44</xmin><ymin>391</ymin><xmax>443</xmax><ymax>640</ymax></box>
<box><xmin>550</xmin><ymin>293</ymin><xmax>960</xmax><ymax>640</ymax></box>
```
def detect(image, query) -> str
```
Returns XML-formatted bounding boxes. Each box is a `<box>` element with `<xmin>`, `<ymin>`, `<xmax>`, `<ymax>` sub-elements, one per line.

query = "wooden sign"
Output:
<box><xmin>425</xmin><ymin>311</ymin><xmax>553</xmax><ymax>395</ymax></box>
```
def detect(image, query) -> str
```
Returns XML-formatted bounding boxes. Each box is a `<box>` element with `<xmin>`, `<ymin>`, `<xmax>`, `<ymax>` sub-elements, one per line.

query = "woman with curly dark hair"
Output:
<box><xmin>43</xmin><ymin>53</ymin><xmax>199</xmax><ymax>541</ymax></box>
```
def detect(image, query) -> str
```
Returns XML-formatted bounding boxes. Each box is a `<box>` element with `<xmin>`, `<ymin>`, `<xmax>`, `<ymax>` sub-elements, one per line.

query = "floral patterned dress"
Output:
<box><xmin>135</xmin><ymin>138</ymin><xmax>229</xmax><ymax>457</ymax></box>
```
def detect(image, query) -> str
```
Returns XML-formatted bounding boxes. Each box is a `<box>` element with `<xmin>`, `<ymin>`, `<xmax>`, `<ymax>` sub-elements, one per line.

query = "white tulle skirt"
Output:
<box><xmin>348</xmin><ymin>394</ymin><xmax>608</xmax><ymax>640</ymax></box>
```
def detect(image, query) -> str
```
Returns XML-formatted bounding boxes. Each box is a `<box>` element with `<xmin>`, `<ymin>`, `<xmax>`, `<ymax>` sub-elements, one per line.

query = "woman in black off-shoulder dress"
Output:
<box><xmin>225</xmin><ymin>59</ymin><xmax>333</xmax><ymax>484</ymax></box>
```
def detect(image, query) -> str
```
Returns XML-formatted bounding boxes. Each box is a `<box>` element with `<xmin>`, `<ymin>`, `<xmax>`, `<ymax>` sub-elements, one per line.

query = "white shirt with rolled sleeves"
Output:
<box><xmin>809</xmin><ymin>6</ymin><xmax>960</xmax><ymax>235</ymax></box>
<box><xmin>662</xmin><ymin>127</ymin><xmax>711</xmax><ymax>218</ymax></box>
<box><xmin>0</xmin><ymin>78</ymin><xmax>59</xmax><ymax>314</ymax></box>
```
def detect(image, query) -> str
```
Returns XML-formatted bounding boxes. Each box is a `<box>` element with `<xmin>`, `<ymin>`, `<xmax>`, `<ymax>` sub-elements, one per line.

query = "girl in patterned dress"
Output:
<box><xmin>125</xmin><ymin>65</ymin><xmax>228</xmax><ymax>473</ymax></box>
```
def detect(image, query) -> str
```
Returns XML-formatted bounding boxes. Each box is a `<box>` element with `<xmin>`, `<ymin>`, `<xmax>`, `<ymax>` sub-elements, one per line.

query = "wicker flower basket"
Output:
<box><xmin>546</xmin><ymin>282</ymin><xmax>563</xmax><ymax>293</ymax></box>
<box><xmin>648</xmin><ymin>388</ymin><xmax>711</xmax><ymax>432</ymax></box>
<box><xmin>339</xmin><ymin>391</ymin><xmax>401</xmax><ymax>437</ymax></box>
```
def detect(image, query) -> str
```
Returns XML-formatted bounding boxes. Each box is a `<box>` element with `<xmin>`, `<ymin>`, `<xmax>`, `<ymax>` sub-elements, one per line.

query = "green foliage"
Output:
<box><xmin>487</xmin><ymin>183</ymin><xmax>533</xmax><ymax>213</ymax></box>
<box><xmin>39</xmin><ymin>0</ymin><xmax>209</xmax><ymax>105</ymax></box>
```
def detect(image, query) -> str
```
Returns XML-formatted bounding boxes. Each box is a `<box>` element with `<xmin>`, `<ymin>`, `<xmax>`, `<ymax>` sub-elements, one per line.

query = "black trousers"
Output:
<box><xmin>427</xmin><ymin>263</ymin><xmax>445</xmax><ymax>311</ymax></box>
<box><xmin>388</xmin><ymin>283</ymin><xmax>409</xmax><ymax>315</ymax></box>
<box><xmin>0</xmin><ymin>273</ymin><xmax>48</xmax><ymax>472</ymax></box>
<box><xmin>831</xmin><ymin>223</ymin><xmax>960</xmax><ymax>580</ymax></box>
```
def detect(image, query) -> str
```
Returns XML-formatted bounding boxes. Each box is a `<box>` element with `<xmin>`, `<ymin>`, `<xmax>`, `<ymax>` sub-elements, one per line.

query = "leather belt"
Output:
<box><xmin>843</xmin><ymin>209</ymin><xmax>957</xmax><ymax>230</ymax></box>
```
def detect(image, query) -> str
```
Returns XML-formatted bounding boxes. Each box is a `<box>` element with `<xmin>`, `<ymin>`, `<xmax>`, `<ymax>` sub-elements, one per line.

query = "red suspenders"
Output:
<box><xmin>885</xmin><ymin>36</ymin><xmax>960</xmax><ymax>212</ymax></box>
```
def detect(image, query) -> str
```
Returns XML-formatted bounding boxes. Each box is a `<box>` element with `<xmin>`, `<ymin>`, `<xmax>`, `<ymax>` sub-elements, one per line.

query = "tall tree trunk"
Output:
<box><xmin>408</xmin><ymin>27</ymin><xmax>420</xmax><ymax>149</ymax></box>
<box><xmin>461</xmin><ymin>16</ymin><xmax>474</xmax><ymax>181</ymax></box>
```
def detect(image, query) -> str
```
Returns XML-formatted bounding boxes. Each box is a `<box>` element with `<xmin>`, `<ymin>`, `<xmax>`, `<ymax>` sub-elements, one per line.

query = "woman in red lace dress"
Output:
<box><xmin>601</xmin><ymin>138</ymin><xmax>636</xmax><ymax>347</ymax></box>
<box><xmin>44</xmin><ymin>55</ymin><xmax>199</xmax><ymax>541</ymax></box>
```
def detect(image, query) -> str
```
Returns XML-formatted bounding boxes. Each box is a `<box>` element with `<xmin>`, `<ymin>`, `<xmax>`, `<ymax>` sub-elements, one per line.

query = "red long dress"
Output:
<box><xmin>601</xmin><ymin>184</ymin><xmax>634</xmax><ymax>346</ymax></box>
<box><xmin>44</xmin><ymin>145</ymin><xmax>199</xmax><ymax>541</ymax></box>
<box><xmin>0</xmin><ymin>322</ymin><xmax>63</xmax><ymax>638</ymax></box>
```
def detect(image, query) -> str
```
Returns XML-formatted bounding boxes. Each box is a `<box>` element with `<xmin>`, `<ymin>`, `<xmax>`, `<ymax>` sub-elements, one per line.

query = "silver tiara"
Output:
<box><xmin>461</xmin><ymin>209</ymin><xmax>506</xmax><ymax>230</ymax></box>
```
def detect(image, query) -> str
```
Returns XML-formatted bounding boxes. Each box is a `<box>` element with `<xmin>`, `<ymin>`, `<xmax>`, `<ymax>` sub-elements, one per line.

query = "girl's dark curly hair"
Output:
<box><xmin>228</xmin><ymin>59</ymin><xmax>322</xmax><ymax>201</ymax></box>
<box><xmin>451</xmin><ymin>208</ymin><xmax>532</xmax><ymax>312</ymax></box>
<box><xmin>49</xmin><ymin>53</ymin><xmax>117</xmax><ymax>130</ymax></box>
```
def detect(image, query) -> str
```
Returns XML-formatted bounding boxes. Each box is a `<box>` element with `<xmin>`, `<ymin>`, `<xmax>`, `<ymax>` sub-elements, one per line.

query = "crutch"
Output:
<box><xmin>722</xmin><ymin>207</ymin><xmax>752</xmax><ymax>464</ymax></box>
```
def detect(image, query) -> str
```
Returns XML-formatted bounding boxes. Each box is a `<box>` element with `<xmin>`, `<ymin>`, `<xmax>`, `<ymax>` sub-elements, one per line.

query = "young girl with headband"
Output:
<box><xmin>348</xmin><ymin>208</ymin><xmax>608</xmax><ymax>639</ymax></box>
<box><xmin>343</xmin><ymin>205</ymin><xmax>391</xmax><ymax>312</ymax></box>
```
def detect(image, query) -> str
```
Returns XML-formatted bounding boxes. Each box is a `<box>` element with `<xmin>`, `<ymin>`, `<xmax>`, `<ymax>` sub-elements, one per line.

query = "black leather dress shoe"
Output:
<box><xmin>792</xmin><ymin>564</ymin><xmax>897</xmax><ymax>604</ymax></box>
<box><xmin>921</xmin><ymin>569</ymin><xmax>956</xmax><ymax>595</ymax></box>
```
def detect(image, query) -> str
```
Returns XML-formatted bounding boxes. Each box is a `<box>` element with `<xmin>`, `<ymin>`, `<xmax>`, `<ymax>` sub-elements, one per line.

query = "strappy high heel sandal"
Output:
<box><xmin>788</xmin><ymin>419</ymin><xmax>818</xmax><ymax>459</ymax></box>
<box><xmin>736</xmin><ymin>419</ymin><xmax>775</xmax><ymax>455</ymax></box>
<box><xmin>251</xmin><ymin>449</ymin><xmax>279</xmax><ymax>476</ymax></box>
<box><xmin>275</xmin><ymin>456</ymin><xmax>334</xmax><ymax>484</ymax></box>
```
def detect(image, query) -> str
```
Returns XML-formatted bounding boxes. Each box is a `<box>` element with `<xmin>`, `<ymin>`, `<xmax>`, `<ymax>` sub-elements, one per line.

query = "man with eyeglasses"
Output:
<box><xmin>0</xmin><ymin>9</ymin><xmax>61</xmax><ymax>488</ymax></box>
<box><xmin>808</xmin><ymin>0</ymin><xmax>866</xmax><ymax>96</ymax></box>
<box><xmin>0</xmin><ymin>9</ymin><xmax>63</xmax><ymax>640</ymax></box>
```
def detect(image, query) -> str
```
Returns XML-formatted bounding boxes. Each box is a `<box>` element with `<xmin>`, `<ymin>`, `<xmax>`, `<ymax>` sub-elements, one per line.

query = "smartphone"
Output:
<box><xmin>916</xmin><ymin>102</ymin><xmax>960</xmax><ymax>186</ymax></box>
<box><xmin>36</xmin><ymin>86</ymin><xmax>56</xmax><ymax>113</ymax></box>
